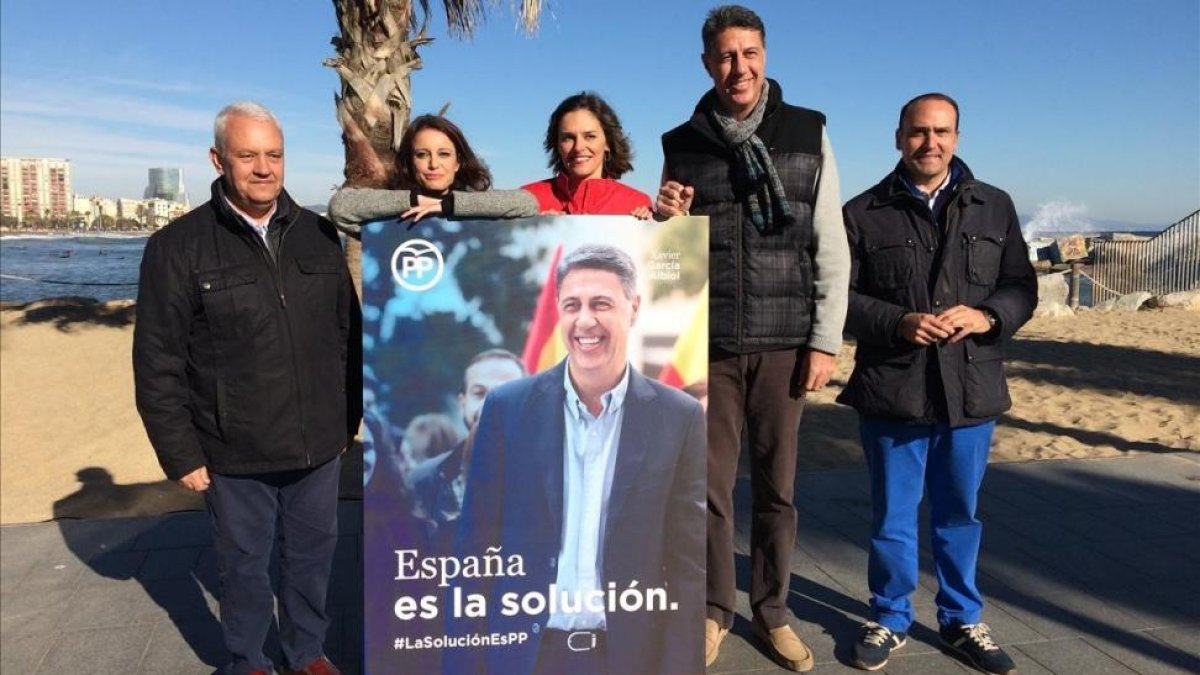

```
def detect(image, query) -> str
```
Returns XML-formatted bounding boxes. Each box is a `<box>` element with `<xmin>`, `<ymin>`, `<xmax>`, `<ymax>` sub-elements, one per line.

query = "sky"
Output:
<box><xmin>1</xmin><ymin>0</ymin><xmax>1197</xmax><ymax>228</ymax></box>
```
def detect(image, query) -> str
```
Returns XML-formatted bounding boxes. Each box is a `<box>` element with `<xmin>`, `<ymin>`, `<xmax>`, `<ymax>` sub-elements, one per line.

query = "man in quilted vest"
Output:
<box><xmin>657</xmin><ymin>5</ymin><xmax>850</xmax><ymax>671</ymax></box>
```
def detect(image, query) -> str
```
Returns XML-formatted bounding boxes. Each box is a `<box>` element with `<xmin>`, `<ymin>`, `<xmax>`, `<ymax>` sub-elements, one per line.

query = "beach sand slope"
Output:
<box><xmin>799</xmin><ymin>310</ymin><xmax>1200</xmax><ymax>469</ymax></box>
<box><xmin>2</xmin><ymin>301</ymin><xmax>1197</xmax><ymax>524</ymax></box>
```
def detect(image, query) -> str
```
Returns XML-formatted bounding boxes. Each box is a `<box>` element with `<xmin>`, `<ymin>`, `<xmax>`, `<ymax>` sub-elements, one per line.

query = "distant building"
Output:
<box><xmin>72</xmin><ymin>194</ymin><xmax>118</xmax><ymax>229</ymax></box>
<box><xmin>143</xmin><ymin>167</ymin><xmax>188</xmax><ymax>207</ymax></box>
<box><xmin>71</xmin><ymin>195</ymin><xmax>92</xmax><ymax>227</ymax></box>
<box><xmin>0</xmin><ymin>157</ymin><xmax>72</xmax><ymax>224</ymax></box>
<box><xmin>117</xmin><ymin>198</ymin><xmax>146</xmax><ymax>225</ymax></box>
<box><xmin>144</xmin><ymin>198</ymin><xmax>179</xmax><ymax>229</ymax></box>
<box><xmin>95</xmin><ymin>197</ymin><xmax>118</xmax><ymax>219</ymax></box>
<box><xmin>167</xmin><ymin>202</ymin><xmax>188</xmax><ymax>222</ymax></box>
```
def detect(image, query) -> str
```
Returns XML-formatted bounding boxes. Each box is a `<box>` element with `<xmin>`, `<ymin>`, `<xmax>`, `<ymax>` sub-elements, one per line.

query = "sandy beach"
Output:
<box><xmin>799</xmin><ymin>309</ymin><xmax>1200</xmax><ymax>469</ymax></box>
<box><xmin>1</xmin><ymin>300</ymin><xmax>1197</xmax><ymax>524</ymax></box>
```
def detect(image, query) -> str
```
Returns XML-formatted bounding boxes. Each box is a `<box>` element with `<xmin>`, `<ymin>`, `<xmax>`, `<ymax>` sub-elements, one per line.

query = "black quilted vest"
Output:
<box><xmin>662</xmin><ymin>81</ymin><xmax>825</xmax><ymax>353</ymax></box>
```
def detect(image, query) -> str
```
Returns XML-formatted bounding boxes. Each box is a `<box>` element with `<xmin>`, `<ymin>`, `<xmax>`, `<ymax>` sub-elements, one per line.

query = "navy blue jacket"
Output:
<box><xmin>838</xmin><ymin>159</ymin><xmax>1037</xmax><ymax>426</ymax></box>
<box><xmin>448</xmin><ymin>361</ymin><xmax>706</xmax><ymax>674</ymax></box>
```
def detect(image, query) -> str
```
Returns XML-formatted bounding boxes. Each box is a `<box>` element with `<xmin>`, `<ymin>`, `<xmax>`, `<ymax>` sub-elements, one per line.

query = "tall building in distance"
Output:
<box><xmin>143</xmin><ymin>167</ymin><xmax>188</xmax><ymax>208</ymax></box>
<box><xmin>0</xmin><ymin>157</ymin><xmax>73</xmax><ymax>224</ymax></box>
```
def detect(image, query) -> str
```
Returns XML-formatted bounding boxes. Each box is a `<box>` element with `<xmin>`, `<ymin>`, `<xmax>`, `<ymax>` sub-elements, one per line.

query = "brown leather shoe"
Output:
<box><xmin>705</xmin><ymin>618</ymin><xmax>730</xmax><ymax>666</ymax></box>
<box><xmin>284</xmin><ymin>655</ymin><xmax>340</xmax><ymax>675</ymax></box>
<box><xmin>753</xmin><ymin>619</ymin><xmax>814</xmax><ymax>672</ymax></box>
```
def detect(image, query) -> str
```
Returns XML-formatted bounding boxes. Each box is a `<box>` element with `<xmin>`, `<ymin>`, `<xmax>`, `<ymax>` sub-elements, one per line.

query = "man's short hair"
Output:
<box><xmin>556</xmin><ymin>244</ymin><xmax>638</xmax><ymax>300</ymax></box>
<box><xmin>464</xmin><ymin>348</ymin><xmax>526</xmax><ymax>382</ymax></box>
<box><xmin>213</xmin><ymin>101</ymin><xmax>281</xmax><ymax>153</ymax></box>
<box><xmin>897</xmin><ymin>92</ymin><xmax>961</xmax><ymax>131</ymax></box>
<box><xmin>702</xmin><ymin>5</ymin><xmax>766</xmax><ymax>54</ymax></box>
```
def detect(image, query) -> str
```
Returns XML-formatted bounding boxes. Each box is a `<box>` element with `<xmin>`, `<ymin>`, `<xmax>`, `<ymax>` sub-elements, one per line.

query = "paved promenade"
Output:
<box><xmin>2</xmin><ymin>452</ymin><xmax>1198</xmax><ymax>674</ymax></box>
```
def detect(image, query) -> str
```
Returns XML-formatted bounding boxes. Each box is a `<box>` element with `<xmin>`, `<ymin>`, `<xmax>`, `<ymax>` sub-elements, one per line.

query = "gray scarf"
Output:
<box><xmin>706</xmin><ymin>81</ymin><xmax>794</xmax><ymax>232</ymax></box>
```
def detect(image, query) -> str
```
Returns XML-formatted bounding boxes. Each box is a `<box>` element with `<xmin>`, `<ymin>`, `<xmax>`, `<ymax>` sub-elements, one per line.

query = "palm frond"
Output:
<box><xmin>441</xmin><ymin>0</ymin><xmax>543</xmax><ymax>38</ymax></box>
<box><xmin>514</xmin><ymin>0</ymin><xmax>543</xmax><ymax>34</ymax></box>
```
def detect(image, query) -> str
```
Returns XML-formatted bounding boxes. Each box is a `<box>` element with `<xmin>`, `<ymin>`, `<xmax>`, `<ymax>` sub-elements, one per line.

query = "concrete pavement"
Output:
<box><xmin>3</xmin><ymin>452</ymin><xmax>1198</xmax><ymax>674</ymax></box>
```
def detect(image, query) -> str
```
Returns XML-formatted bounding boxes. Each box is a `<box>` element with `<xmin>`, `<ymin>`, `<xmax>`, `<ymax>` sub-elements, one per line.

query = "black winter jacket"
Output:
<box><xmin>133</xmin><ymin>180</ymin><xmax>361</xmax><ymax>479</ymax></box>
<box><xmin>836</xmin><ymin>159</ymin><xmax>1036</xmax><ymax>426</ymax></box>
<box><xmin>662</xmin><ymin>80</ymin><xmax>826</xmax><ymax>353</ymax></box>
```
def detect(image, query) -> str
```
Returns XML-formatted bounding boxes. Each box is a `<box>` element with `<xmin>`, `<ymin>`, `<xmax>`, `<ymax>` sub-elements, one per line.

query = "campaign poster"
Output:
<box><xmin>361</xmin><ymin>215</ymin><xmax>708</xmax><ymax>675</ymax></box>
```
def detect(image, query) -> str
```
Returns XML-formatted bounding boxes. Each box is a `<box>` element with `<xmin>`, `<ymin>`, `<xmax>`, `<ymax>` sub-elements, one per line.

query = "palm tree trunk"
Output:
<box><xmin>327</xmin><ymin>0</ymin><xmax>542</xmax><ymax>297</ymax></box>
<box><xmin>327</xmin><ymin>0</ymin><xmax>428</xmax><ymax>297</ymax></box>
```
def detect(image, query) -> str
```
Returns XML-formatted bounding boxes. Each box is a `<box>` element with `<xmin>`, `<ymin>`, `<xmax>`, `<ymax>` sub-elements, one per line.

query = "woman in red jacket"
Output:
<box><xmin>523</xmin><ymin>92</ymin><xmax>654</xmax><ymax>217</ymax></box>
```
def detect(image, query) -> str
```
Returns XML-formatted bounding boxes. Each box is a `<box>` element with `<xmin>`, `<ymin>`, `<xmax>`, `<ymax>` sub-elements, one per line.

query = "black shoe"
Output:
<box><xmin>939</xmin><ymin>622</ymin><xmax>1017</xmax><ymax>674</ymax></box>
<box><xmin>851</xmin><ymin>621</ymin><xmax>906</xmax><ymax>671</ymax></box>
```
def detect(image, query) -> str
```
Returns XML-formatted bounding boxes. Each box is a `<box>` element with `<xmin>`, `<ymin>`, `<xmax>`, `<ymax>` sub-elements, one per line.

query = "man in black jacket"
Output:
<box><xmin>133</xmin><ymin>101</ymin><xmax>359</xmax><ymax>675</ymax></box>
<box><xmin>839</xmin><ymin>93</ymin><xmax>1035</xmax><ymax>675</ymax></box>
<box><xmin>656</xmin><ymin>5</ymin><xmax>849</xmax><ymax>672</ymax></box>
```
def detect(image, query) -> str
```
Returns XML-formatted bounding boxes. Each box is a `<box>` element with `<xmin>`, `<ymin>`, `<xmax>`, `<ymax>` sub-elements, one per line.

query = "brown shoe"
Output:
<box><xmin>705</xmin><ymin>618</ymin><xmax>730</xmax><ymax>666</ymax></box>
<box><xmin>753</xmin><ymin>619</ymin><xmax>814</xmax><ymax>672</ymax></box>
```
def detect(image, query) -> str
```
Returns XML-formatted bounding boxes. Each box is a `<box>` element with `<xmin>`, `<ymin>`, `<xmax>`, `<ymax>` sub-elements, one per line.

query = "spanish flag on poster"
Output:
<box><xmin>658</xmin><ymin>282</ymin><xmax>708</xmax><ymax>389</ymax></box>
<box><xmin>521</xmin><ymin>244</ymin><xmax>567</xmax><ymax>374</ymax></box>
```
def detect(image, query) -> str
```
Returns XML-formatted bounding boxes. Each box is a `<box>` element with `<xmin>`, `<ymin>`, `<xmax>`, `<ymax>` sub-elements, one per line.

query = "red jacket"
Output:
<box><xmin>521</xmin><ymin>174</ymin><xmax>651</xmax><ymax>215</ymax></box>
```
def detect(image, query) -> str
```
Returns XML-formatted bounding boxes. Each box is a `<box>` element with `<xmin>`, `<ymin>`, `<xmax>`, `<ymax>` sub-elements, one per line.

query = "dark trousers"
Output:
<box><xmin>707</xmin><ymin>348</ymin><xmax>805</xmax><ymax>629</ymax></box>
<box><xmin>205</xmin><ymin>457</ymin><xmax>341</xmax><ymax>674</ymax></box>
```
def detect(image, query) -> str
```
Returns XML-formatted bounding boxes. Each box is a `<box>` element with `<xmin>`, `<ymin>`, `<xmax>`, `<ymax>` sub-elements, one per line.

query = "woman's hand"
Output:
<box><xmin>401</xmin><ymin>194</ymin><xmax>444</xmax><ymax>228</ymax></box>
<box><xmin>630</xmin><ymin>206</ymin><xmax>653</xmax><ymax>220</ymax></box>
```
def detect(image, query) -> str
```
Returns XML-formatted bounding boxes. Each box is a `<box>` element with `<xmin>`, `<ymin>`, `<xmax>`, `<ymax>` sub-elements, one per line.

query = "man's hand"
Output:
<box><xmin>937</xmin><ymin>305</ymin><xmax>992</xmax><ymax>343</ymax></box>
<box><xmin>800</xmin><ymin>349</ymin><xmax>837</xmax><ymax>391</ymax></box>
<box><xmin>898</xmin><ymin>312</ymin><xmax>955</xmax><ymax>346</ymax></box>
<box><xmin>177</xmin><ymin>466</ymin><xmax>211</xmax><ymax>492</ymax></box>
<box><xmin>630</xmin><ymin>205</ymin><xmax>653</xmax><ymax>220</ymax></box>
<box><xmin>656</xmin><ymin>181</ymin><xmax>694</xmax><ymax>217</ymax></box>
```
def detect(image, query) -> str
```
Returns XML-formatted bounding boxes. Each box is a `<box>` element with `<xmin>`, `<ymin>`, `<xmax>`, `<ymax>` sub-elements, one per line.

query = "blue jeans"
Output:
<box><xmin>205</xmin><ymin>457</ymin><xmax>341</xmax><ymax>674</ymax></box>
<box><xmin>859</xmin><ymin>417</ymin><xmax>994</xmax><ymax>633</ymax></box>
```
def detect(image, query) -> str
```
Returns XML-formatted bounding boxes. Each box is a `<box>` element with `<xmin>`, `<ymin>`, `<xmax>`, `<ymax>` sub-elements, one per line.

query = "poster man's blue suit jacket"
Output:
<box><xmin>449</xmin><ymin>360</ymin><xmax>706</xmax><ymax>675</ymax></box>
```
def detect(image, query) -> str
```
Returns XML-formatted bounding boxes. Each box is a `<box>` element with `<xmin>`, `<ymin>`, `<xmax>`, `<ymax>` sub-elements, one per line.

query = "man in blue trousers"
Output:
<box><xmin>134</xmin><ymin>101</ymin><xmax>359</xmax><ymax>675</ymax></box>
<box><xmin>839</xmin><ymin>93</ymin><xmax>1036</xmax><ymax>675</ymax></box>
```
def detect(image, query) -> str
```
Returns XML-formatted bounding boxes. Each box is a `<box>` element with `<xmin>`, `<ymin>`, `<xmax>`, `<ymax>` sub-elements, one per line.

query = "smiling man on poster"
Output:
<box><xmin>448</xmin><ymin>244</ymin><xmax>706</xmax><ymax>675</ymax></box>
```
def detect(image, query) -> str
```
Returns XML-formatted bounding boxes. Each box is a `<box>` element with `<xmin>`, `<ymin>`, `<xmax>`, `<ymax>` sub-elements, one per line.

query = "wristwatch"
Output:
<box><xmin>981</xmin><ymin>308</ymin><xmax>999</xmax><ymax>331</ymax></box>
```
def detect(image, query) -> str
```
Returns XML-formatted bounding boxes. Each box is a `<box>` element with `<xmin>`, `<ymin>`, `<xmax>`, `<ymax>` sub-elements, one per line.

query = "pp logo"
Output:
<box><xmin>390</xmin><ymin>239</ymin><xmax>444</xmax><ymax>292</ymax></box>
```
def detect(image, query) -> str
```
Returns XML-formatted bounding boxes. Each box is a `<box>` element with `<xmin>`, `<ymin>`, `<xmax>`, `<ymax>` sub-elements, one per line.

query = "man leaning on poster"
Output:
<box><xmin>448</xmin><ymin>244</ymin><xmax>706</xmax><ymax>675</ymax></box>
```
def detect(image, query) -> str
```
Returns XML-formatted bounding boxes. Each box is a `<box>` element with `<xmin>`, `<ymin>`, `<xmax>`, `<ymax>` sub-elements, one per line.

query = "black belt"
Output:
<box><xmin>542</xmin><ymin>628</ymin><xmax>607</xmax><ymax>653</ymax></box>
<box><xmin>534</xmin><ymin>628</ymin><xmax>609</xmax><ymax>675</ymax></box>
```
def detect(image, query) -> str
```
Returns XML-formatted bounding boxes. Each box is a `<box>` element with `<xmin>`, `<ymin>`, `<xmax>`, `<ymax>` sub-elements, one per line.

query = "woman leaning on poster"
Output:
<box><xmin>327</xmin><ymin>114</ymin><xmax>539</xmax><ymax>232</ymax></box>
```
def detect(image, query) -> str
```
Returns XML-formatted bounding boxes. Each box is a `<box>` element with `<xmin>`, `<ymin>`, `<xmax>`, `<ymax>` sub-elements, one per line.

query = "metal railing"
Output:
<box><xmin>1089</xmin><ymin>209</ymin><xmax>1200</xmax><ymax>305</ymax></box>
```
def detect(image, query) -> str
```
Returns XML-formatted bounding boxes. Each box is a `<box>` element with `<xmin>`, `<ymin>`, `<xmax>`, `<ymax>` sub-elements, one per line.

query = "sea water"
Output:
<box><xmin>0</xmin><ymin>234</ymin><xmax>147</xmax><ymax>303</ymax></box>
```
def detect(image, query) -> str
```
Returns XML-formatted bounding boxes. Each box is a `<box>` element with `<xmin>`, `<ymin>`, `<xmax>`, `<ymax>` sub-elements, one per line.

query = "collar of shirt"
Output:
<box><xmin>563</xmin><ymin>362</ymin><xmax>631</xmax><ymax>430</ymax></box>
<box><xmin>900</xmin><ymin>168</ymin><xmax>953</xmax><ymax>210</ymax></box>
<box><xmin>223</xmin><ymin>196</ymin><xmax>276</xmax><ymax>242</ymax></box>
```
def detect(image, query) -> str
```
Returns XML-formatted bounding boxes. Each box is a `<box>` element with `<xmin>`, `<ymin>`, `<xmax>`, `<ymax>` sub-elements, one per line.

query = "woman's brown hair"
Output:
<box><xmin>543</xmin><ymin>92</ymin><xmax>634</xmax><ymax>179</ymax></box>
<box><xmin>396</xmin><ymin>114</ymin><xmax>492</xmax><ymax>192</ymax></box>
